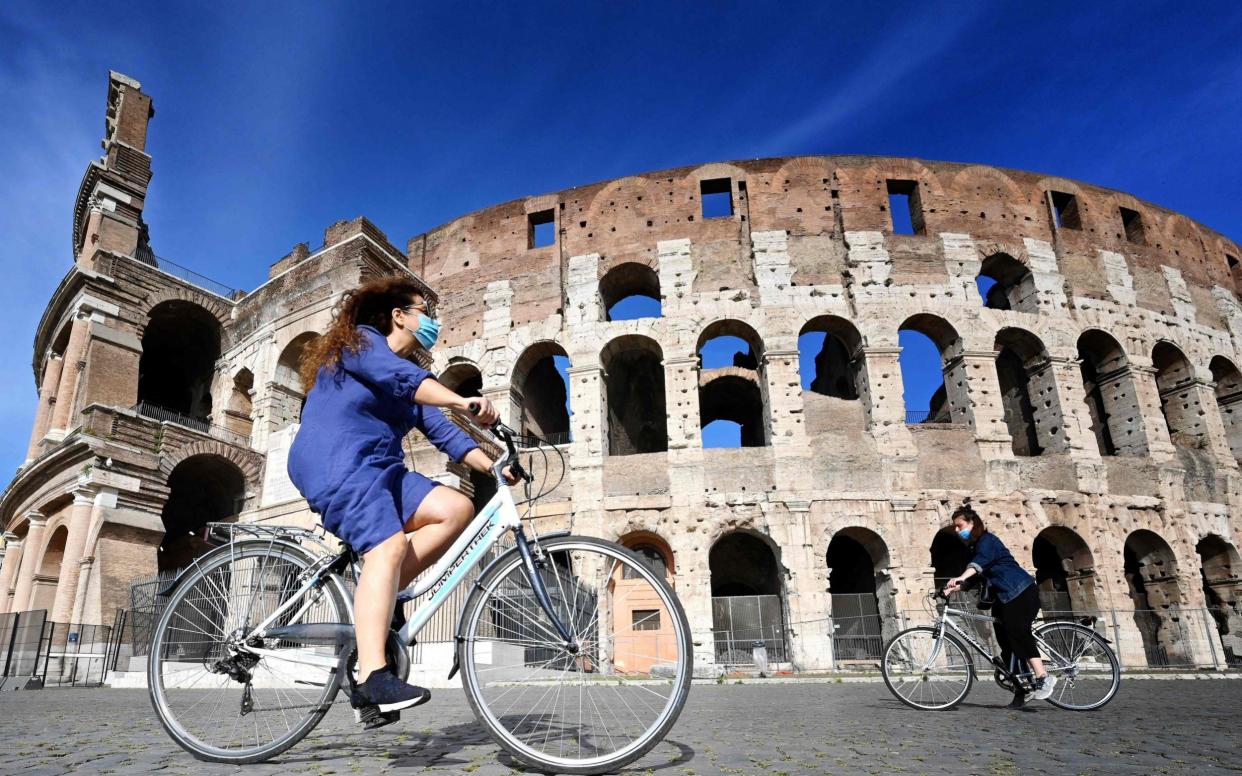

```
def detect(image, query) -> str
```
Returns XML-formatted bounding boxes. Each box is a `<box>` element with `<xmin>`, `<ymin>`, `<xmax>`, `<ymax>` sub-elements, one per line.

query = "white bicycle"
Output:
<box><xmin>147</xmin><ymin>417</ymin><xmax>692</xmax><ymax>774</ymax></box>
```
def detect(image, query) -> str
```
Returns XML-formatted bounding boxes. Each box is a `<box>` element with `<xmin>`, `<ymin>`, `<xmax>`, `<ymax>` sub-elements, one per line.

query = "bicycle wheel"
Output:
<box><xmin>882</xmin><ymin>626</ymin><xmax>974</xmax><ymax>710</ymax></box>
<box><xmin>458</xmin><ymin>535</ymin><xmax>692</xmax><ymax>775</ymax></box>
<box><xmin>148</xmin><ymin>541</ymin><xmax>349</xmax><ymax>763</ymax></box>
<box><xmin>1035</xmin><ymin>621</ymin><xmax>1120</xmax><ymax>711</ymax></box>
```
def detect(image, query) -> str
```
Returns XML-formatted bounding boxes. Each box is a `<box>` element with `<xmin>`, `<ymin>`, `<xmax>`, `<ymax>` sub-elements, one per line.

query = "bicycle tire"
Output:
<box><xmin>458</xmin><ymin>535</ymin><xmax>693</xmax><ymax>775</ymax></box>
<box><xmin>1035</xmin><ymin>621</ymin><xmax>1120</xmax><ymax>711</ymax></box>
<box><xmin>882</xmin><ymin>626</ymin><xmax>975</xmax><ymax>711</ymax></box>
<box><xmin>148</xmin><ymin>541</ymin><xmax>348</xmax><ymax>764</ymax></box>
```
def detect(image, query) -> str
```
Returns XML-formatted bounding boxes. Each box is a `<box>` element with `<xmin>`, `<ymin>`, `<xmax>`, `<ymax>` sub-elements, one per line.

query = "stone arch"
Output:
<box><xmin>709</xmin><ymin>530</ymin><xmax>788</xmax><ymax>664</ymax></box>
<box><xmin>610</xmin><ymin>530</ymin><xmax>678</xmax><ymax>672</ymax></box>
<box><xmin>1196</xmin><ymin>534</ymin><xmax>1242</xmax><ymax>665</ymax></box>
<box><xmin>950</xmin><ymin>165</ymin><xmax>1028</xmax><ymax>203</ymax></box>
<box><xmin>1124</xmin><ymin>529</ymin><xmax>1186</xmax><ymax>665</ymax></box>
<box><xmin>1152</xmin><ymin>340</ymin><xmax>1206</xmax><ymax>449</ymax></box>
<box><xmin>1031</xmin><ymin>526</ymin><xmax>1100</xmax><ymax>614</ymax></box>
<box><xmin>798</xmin><ymin>315</ymin><xmax>863</xmax><ymax>400</ymax></box>
<box><xmin>1160</xmin><ymin>214</ymin><xmax>1207</xmax><ymax>264</ymax></box>
<box><xmin>619</xmin><ymin>530</ymin><xmax>675</xmax><ymax>582</ymax></box>
<box><xmin>160</xmin><ymin>439</ymin><xmax>263</xmax><ymax>487</ymax></box>
<box><xmin>995</xmin><ymin>327</ymin><xmax>1066</xmax><ymax>456</ymax></box>
<box><xmin>159</xmin><ymin>453</ymin><xmax>247</xmax><ymax>571</ymax></box>
<box><xmin>439</xmin><ymin>360</ymin><xmax>483</xmax><ymax>398</ymax></box>
<box><xmin>698</xmin><ymin>320</ymin><xmax>768</xmax><ymax>447</ymax></box>
<box><xmin>601</xmin><ymin>334</ymin><xmax>666</xmax><ymax>455</ymax></box>
<box><xmin>1034</xmin><ymin>176</ymin><xmax>1089</xmax><ymax>232</ymax></box>
<box><xmin>1209</xmin><ymin>356</ymin><xmax>1242</xmax><ymax>462</ymax></box>
<box><xmin>599</xmin><ymin>262</ymin><xmax>662</xmax><ymax>321</ymax></box>
<box><xmin>138</xmin><ymin>299</ymin><xmax>223</xmax><ymax>422</ymax></box>
<box><xmin>826</xmin><ymin>526</ymin><xmax>897</xmax><ymax>660</ymax></box>
<box><xmin>898</xmin><ymin>313</ymin><xmax>964</xmax><ymax>424</ymax></box>
<box><xmin>511</xmin><ymin>341</ymin><xmax>571</xmax><ymax>443</ymax></box>
<box><xmin>137</xmin><ymin>285</ymin><xmax>231</xmax><ymax>335</ymax></box>
<box><xmin>32</xmin><ymin>524</ymin><xmax>68</xmax><ymax>612</ymax></box>
<box><xmin>977</xmin><ymin>252</ymin><xmax>1037</xmax><ymax>312</ymax></box>
<box><xmin>1077</xmin><ymin>328</ymin><xmax>1144</xmax><ymax>456</ymax></box>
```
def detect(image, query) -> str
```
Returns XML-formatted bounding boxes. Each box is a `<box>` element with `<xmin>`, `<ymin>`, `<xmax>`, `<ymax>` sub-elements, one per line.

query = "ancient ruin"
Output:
<box><xmin>3</xmin><ymin>72</ymin><xmax>1241</xmax><ymax>672</ymax></box>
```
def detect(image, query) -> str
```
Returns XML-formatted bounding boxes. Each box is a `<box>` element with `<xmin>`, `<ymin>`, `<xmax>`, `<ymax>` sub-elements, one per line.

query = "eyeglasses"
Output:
<box><xmin>399</xmin><ymin>303</ymin><xmax>428</xmax><ymax>314</ymax></box>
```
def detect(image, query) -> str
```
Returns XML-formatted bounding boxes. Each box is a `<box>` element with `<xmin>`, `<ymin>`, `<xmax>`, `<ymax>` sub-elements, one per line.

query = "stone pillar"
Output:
<box><xmin>11</xmin><ymin>514</ymin><xmax>47</xmax><ymax>613</ymax></box>
<box><xmin>50</xmin><ymin>487</ymin><xmax>96</xmax><ymax>623</ymax></box>
<box><xmin>663</xmin><ymin>356</ymin><xmax>701</xmax><ymax>450</ymax></box>
<box><xmin>48</xmin><ymin>314</ymin><xmax>90</xmax><ymax>436</ymax></box>
<box><xmin>1023</xmin><ymin>356</ymin><xmax>1072</xmax><ymax>454</ymax></box>
<box><xmin>70</xmin><ymin>556</ymin><xmax>95</xmax><ymax>626</ymax></box>
<box><xmin>1040</xmin><ymin>356</ymin><xmax>1102</xmax><ymax>458</ymax></box>
<box><xmin>1186</xmin><ymin>376</ymin><xmax>1237</xmax><ymax>468</ymax></box>
<box><xmin>76</xmin><ymin>199</ymin><xmax>106</xmax><ymax>264</ymax></box>
<box><xmin>763</xmin><ymin>348</ymin><xmax>807</xmax><ymax>446</ymax></box>
<box><xmin>946</xmin><ymin>350</ymin><xmax>1013</xmax><ymax>458</ymax></box>
<box><xmin>858</xmin><ymin>347</ymin><xmax>917</xmax><ymax>489</ymax></box>
<box><xmin>25</xmin><ymin>355</ymin><xmax>64</xmax><ymax>462</ymax></box>
<box><xmin>1130</xmin><ymin>365</ymin><xmax>1177</xmax><ymax>460</ymax></box>
<box><xmin>0</xmin><ymin>534</ymin><xmax>22</xmax><ymax>614</ymax></box>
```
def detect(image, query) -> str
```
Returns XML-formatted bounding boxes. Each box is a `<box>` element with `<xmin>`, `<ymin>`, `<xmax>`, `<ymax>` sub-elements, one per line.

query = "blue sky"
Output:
<box><xmin>2</xmin><ymin>2</ymin><xmax>1241</xmax><ymax>470</ymax></box>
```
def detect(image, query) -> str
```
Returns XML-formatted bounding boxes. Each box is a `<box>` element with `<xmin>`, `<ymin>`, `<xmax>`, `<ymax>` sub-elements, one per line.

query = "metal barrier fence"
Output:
<box><xmin>712</xmin><ymin>595</ymin><xmax>789</xmax><ymax>666</ymax></box>
<box><xmin>0</xmin><ymin>610</ymin><xmax>126</xmax><ymax>688</ymax></box>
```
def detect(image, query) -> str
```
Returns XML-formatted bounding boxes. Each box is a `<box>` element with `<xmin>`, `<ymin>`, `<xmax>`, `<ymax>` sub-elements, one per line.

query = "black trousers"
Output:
<box><xmin>993</xmin><ymin>584</ymin><xmax>1040</xmax><ymax>663</ymax></box>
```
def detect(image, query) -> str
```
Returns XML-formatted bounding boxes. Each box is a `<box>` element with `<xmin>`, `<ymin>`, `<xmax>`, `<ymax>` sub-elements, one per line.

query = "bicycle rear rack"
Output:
<box><xmin>206</xmin><ymin>521</ymin><xmax>339</xmax><ymax>554</ymax></box>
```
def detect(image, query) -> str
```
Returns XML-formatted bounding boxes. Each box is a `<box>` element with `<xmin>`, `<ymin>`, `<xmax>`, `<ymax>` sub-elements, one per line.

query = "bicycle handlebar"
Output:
<box><xmin>467</xmin><ymin>400</ymin><xmax>533</xmax><ymax>483</ymax></box>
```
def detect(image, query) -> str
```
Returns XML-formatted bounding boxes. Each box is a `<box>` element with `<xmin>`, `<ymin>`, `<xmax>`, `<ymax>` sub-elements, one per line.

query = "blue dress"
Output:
<box><xmin>287</xmin><ymin>325</ymin><xmax>479</xmax><ymax>554</ymax></box>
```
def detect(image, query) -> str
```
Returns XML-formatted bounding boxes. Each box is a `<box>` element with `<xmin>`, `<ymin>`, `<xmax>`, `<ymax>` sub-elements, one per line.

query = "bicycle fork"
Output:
<box><xmin>513</xmin><ymin>530</ymin><xmax>578</xmax><ymax>653</ymax></box>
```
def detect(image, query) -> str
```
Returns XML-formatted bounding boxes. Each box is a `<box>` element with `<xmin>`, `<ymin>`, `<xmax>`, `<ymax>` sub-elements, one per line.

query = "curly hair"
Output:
<box><xmin>299</xmin><ymin>275</ymin><xmax>429</xmax><ymax>393</ymax></box>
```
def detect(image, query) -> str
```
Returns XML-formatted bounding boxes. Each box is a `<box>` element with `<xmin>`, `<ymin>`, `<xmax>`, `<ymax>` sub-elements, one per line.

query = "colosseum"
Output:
<box><xmin>2</xmin><ymin>71</ymin><xmax>1241</xmax><ymax>675</ymax></box>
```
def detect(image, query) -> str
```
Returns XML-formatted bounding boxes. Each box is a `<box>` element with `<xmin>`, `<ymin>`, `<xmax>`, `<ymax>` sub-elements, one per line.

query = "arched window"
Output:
<box><xmin>976</xmin><ymin>253</ymin><xmax>1037</xmax><ymax>312</ymax></box>
<box><xmin>601</xmin><ymin>335</ymin><xmax>666</xmax><ymax>455</ymax></box>
<box><xmin>32</xmin><ymin>526</ymin><xmax>68</xmax><ymax>612</ymax></box>
<box><xmin>798</xmin><ymin>316</ymin><xmax>863</xmax><ymax>400</ymax></box>
<box><xmin>160</xmin><ymin>454</ymin><xmax>246</xmax><ymax>571</ymax></box>
<box><xmin>1124</xmin><ymin>530</ymin><xmax>1185</xmax><ymax>666</ymax></box>
<box><xmin>224</xmin><ymin>369</ymin><xmax>254</xmax><ymax>441</ymax></box>
<box><xmin>1196</xmin><ymin>535</ymin><xmax>1242</xmax><ymax>666</ymax></box>
<box><xmin>614</xmin><ymin>532</ymin><xmax>676</xmax><ymax>672</ymax></box>
<box><xmin>599</xmin><ymin>262</ymin><xmax>662</xmax><ymax>321</ymax></box>
<box><xmin>1077</xmin><ymin>330</ymin><xmax>1142</xmax><ymax>456</ymax></box>
<box><xmin>138</xmin><ymin>300</ymin><xmax>222</xmax><ymax>421</ymax></box>
<box><xmin>512</xmin><ymin>342</ymin><xmax>572</xmax><ymax>444</ymax></box>
<box><xmin>898</xmin><ymin>314</ymin><xmax>962</xmax><ymax>424</ymax></box>
<box><xmin>698</xmin><ymin>321</ymin><xmax>768</xmax><ymax>447</ymax></box>
<box><xmin>710</xmin><ymin>532</ymin><xmax>787</xmax><ymax>665</ymax></box>
<box><xmin>1152</xmin><ymin>341</ymin><xmax>1204</xmax><ymax>449</ymax></box>
<box><xmin>439</xmin><ymin>362</ymin><xmax>483</xmax><ymax>398</ymax></box>
<box><xmin>271</xmin><ymin>332</ymin><xmax>320</xmax><ymax>430</ymax></box>
<box><xmin>1209</xmin><ymin>356</ymin><xmax>1242</xmax><ymax>463</ymax></box>
<box><xmin>1031</xmin><ymin>526</ymin><xmax>1098</xmax><ymax>614</ymax></box>
<box><xmin>994</xmin><ymin>328</ymin><xmax>1065</xmax><ymax>456</ymax></box>
<box><xmin>827</xmin><ymin>527</ymin><xmax>897</xmax><ymax>660</ymax></box>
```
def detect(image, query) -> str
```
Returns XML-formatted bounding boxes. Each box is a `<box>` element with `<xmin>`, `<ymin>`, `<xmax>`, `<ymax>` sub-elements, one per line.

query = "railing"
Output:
<box><xmin>904</xmin><ymin>409</ymin><xmax>931</xmax><ymax>424</ymax></box>
<box><xmin>0</xmin><ymin>610</ymin><xmax>123</xmax><ymax>688</ymax></box>
<box><xmin>147</xmin><ymin>254</ymin><xmax>245</xmax><ymax>300</ymax></box>
<box><xmin>134</xmin><ymin>401</ymin><xmax>253</xmax><ymax>449</ymax></box>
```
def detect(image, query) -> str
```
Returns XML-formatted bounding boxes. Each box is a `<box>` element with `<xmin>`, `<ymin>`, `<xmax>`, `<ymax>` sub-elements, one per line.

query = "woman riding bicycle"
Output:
<box><xmin>942</xmin><ymin>504</ymin><xmax>1055</xmax><ymax>707</ymax></box>
<box><xmin>288</xmin><ymin>276</ymin><xmax>517</xmax><ymax>721</ymax></box>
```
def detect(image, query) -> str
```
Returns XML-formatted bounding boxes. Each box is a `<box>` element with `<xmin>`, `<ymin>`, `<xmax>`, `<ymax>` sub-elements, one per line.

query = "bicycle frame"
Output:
<box><xmin>933</xmin><ymin>602</ymin><xmax>1077</xmax><ymax>682</ymax></box>
<box><xmin>243</xmin><ymin>426</ymin><xmax>574</xmax><ymax>671</ymax></box>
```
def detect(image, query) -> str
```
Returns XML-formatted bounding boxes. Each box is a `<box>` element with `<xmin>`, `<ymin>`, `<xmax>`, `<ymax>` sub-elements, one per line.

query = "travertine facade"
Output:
<box><xmin>3</xmin><ymin>73</ymin><xmax>1241</xmax><ymax>671</ymax></box>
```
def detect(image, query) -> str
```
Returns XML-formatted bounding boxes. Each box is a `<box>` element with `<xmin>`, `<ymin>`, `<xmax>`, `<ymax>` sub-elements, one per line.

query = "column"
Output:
<box><xmin>48</xmin><ymin>314</ymin><xmax>89</xmax><ymax>436</ymax></box>
<box><xmin>70</xmin><ymin>556</ymin><xmax>95</xmax><ymax>626</ymax></box>
<box><xmin>858</xmin><ymin>347</ymin><xmax>918</xmax><ymax>489</ymax></box>
<box><xmin>1039</xmin><ymin>355</ymin><xmax>1101</xmax><ymax>457</ymax></box>
<box><xmin>0</xmin><ymin>534</ymin><xmax>22</xmax><ymax>614</ymax></box>
<box><xmin>1188</xmin><ymin>376</ymin><xmax>1237</xmax><ymax>469</ymax></box>
<box><xmin>944</xmin><ymin>349</ymin><xmax>1012</xmax><ymax>458</ymax></box>
<box><xmin>763</xmin><ymin>348</ymin><xmax>807</xmax><ymax>446</ymax></box>
<box><xmin>1130</xmin><ymin>365</ymin><xmax>1176</xmax><ymax>460</ymax></box>
<box><xmin>50</xmin><ymin>487</ymin><xmax>95</xmax><ymax>623</ymax></box>
<box><xmin>662</xmin><ymin>356</ymin><xmax>701</xmax><ymax>450</ymax></box>
<box><xmin>25</xmin><ymin>355</ymin><xmax>64</xmax><ymax>462</ymax></box>
<box><xmin>11</xmin><ymin>514</ymin><xmax>47</xmax><ymax>613</ymax></box>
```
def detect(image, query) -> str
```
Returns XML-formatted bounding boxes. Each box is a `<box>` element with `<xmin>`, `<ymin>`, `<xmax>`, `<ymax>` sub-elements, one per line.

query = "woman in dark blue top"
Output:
<box><xmin>943</xmin><ymin>505</ymin><xmax>1056</xmax><ymax>706</ymax></box>
<box><xmin>288</xmin><ymin>276</ymin><xmax>516</xmax><ymax>718</ymax></box>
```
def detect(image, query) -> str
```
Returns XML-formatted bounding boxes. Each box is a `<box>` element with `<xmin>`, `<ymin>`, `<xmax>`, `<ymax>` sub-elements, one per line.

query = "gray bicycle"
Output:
<box><xmin>881</xmin><ymin>591</ymin><xmax>1120</xmax><ymax>711</ymax></box>
<box><xmin>147</xmin><ymin>418</ymin><xmax>692</xmax><ymax>774</ymax></box>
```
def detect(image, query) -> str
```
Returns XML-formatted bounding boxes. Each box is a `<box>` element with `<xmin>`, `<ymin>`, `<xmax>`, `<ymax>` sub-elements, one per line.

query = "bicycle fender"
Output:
<box><xmin>447</xmin><ymin>529</ymin><xmax>573</xmax><ymax>669</ymax></box>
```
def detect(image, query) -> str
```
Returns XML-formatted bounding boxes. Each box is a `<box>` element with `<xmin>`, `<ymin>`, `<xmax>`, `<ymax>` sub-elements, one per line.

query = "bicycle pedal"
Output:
<box><xmin>355</xmin><ymin>703</ymin><xmax>400</xmax><ymax>730</ymax></box>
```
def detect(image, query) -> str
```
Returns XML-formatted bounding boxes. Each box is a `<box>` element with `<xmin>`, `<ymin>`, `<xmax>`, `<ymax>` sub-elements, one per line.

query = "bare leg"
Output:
<box><xmin>397</xmin><ymin>486</ymin><xmax>474</xmax><ymax>588</ymax></box>
<box><xmin>355</xmin><ymin>533</ymin><xmax>408</xmax><ymax>680</ymax></box>
<box><xmin>1030</xmin><ymin>656</ymin><xmax>1046</xmax><ymax>679</ymax></box>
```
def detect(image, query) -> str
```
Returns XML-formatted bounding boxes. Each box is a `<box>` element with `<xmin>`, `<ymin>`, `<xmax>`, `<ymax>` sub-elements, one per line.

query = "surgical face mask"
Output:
<box><xmin>404</xmin><ymin>313</ymin><xmax>441</xmax><ymax>349</ymax></box>
<box><xmin>957</xmin><ymin>527</ymin><xmax>972</xmax><ymax>542</ymax></box>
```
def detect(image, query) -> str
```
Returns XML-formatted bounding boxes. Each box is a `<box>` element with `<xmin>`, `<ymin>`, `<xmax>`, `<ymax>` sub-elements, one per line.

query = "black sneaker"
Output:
<box><xmin>357</xmin><ymin>666</ymin><xmax>431</xmax><ymax>714</ymax></box>
<box><xmin>1005</xmin><ymin>690</ymin><xmax>1027</xmax><ymax>709</ymax></box>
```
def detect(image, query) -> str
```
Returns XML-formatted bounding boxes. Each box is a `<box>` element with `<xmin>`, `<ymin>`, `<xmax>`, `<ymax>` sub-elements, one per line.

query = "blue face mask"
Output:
<box><xmin>957</xmin><ymin>527</ymin><xmax>972</xmax><ymax>541</ymax></box>
<box><xmin>405</xmin><ymin>313</ymin><xmax>441</xmax><ymax>349</ymax></box>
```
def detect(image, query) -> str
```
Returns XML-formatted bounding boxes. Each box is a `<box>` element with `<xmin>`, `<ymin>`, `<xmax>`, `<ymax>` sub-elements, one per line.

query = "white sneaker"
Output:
<box><xmin>1031</xmin><ymin>673</ymin><xmax>1057</xmax><ymax>700</ymax></box>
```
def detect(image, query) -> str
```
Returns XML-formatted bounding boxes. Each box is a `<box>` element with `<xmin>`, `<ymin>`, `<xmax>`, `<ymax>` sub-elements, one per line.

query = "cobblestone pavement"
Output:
<box><xmin>0</xmin><ymin>679</ymin><xmax>1238</xmax><ymax>775</ymax></box>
